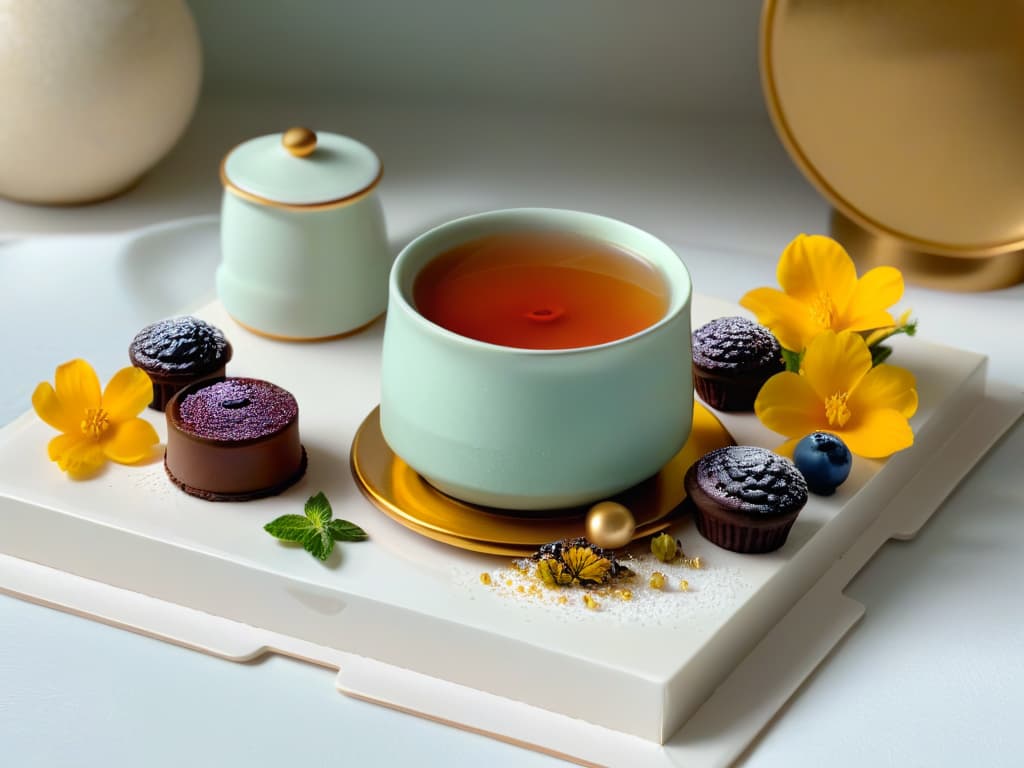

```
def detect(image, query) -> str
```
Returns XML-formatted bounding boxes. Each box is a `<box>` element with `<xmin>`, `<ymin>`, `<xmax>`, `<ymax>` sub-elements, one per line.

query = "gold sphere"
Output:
<box><xmin>585</xmin><ymin>501</ymin><xmax>636</xmax><ymax>550</ymax></box>
<box><xmin>282</xmin><ymin>126</ymin><xmax>317</xmax><ymax>157</ymax></box>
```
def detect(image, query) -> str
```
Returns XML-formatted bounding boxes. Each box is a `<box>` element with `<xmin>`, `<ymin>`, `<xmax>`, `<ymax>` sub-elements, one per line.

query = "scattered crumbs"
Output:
<box><xmin>126</xmin><ymin>464</ymin><xmax>176</xmax><ymax>498</ymax></box>
<box><xmin>452</xmin><ymin>540</ymin><xmax>754</xmax><ymax>628</ymax></box>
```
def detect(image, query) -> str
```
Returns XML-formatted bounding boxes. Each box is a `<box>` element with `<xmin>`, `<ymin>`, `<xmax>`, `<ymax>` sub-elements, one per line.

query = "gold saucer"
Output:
<box><xmin>350</xmin><ymin>403</ymin><xmax>735</xmax><ymax>556</ymax></box>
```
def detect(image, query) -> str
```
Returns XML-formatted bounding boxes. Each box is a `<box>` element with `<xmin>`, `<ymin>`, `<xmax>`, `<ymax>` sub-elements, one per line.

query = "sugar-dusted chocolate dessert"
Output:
<box><xmin>684</xmin><ymin>445</ymin><xmax>808</xmax><ymax>554</ymax></box>
<box><xmin>130</xmin><ymin>316</ymin><xmax>233</xmax><ymax>411</ymax></box>
<box><xmin>164</xmin><ymin>377</ymin><xmax>306</xmax><ymax>501</ymax></box>
<box><xmin>691</xmin><ymin>316</ymin><xmax>783</xmax><ymax>412</ymax></box>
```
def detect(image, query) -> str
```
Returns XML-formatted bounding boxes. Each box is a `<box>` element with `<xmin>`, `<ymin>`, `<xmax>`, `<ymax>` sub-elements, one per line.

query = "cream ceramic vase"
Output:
<box><xmin>0</xmin><ymin>0</ymin><xmax>201</xmax><ymax>204</ymax></box>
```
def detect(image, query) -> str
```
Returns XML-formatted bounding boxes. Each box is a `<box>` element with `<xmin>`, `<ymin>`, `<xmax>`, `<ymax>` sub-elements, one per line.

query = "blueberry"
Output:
<box><xmin>793</xmin><ymin>432</ymin><xmax>852</xmax><ymax>495</ymax></box>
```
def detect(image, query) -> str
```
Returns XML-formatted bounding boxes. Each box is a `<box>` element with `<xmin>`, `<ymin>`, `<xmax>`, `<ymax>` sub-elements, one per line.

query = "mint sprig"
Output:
<box><xmin>264</xmin><ymin>491</ymin><xmax>367</xmax><ymax>561</ymax></box>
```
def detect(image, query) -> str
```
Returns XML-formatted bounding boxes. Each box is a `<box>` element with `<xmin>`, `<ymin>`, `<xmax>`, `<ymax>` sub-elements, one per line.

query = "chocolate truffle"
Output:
<box><xmin>691</xmin><ymin>316</ymin><xmax>783</xmax><ymax>411</ymax></box>
<box><xmin>165</xmin><ymin>377</ymin><xmax>306</xmax><ymax>501</ymax></box>
<box><xmin>684</xmin><ymin>445</ymin><xmax>808</xmax><ymax>554</ymax></box>
<box><xmin>130</xmin><ymin>316</ymin><xmax>233</xmax><ymax>411</ymax></box>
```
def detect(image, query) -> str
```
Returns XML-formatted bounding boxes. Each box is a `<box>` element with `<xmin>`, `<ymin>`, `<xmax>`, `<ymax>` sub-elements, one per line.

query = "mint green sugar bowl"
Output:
<box><xmin>217</xmin><ymin>127</ymin><xmax>391</xmax><ymax>340</ymax></box>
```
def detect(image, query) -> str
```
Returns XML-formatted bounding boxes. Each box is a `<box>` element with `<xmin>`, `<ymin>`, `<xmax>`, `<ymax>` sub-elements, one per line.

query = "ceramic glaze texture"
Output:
<box><xmin>380</xmin><ymin>208</ymin><xmax>693</xmax><ymax>511</ymax></box>
<box><xmin>0</xmin><ymin>0</ymin><xmax>201</xmax><ymax>204</ymax></box>
<box><xmin>217</xmin><ymin>129</ymin><xmax>390</xmax><ymax>339</ymax></box>
<box><xmin>218</xmin><ymin>193</ymin><xmax>389</xmax><ymax>339</ymax></box>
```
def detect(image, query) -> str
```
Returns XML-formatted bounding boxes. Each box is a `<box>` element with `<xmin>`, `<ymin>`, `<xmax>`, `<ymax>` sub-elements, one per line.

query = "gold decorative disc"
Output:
<box><xmin>830</xmin><ymin>211</ymin><xmax>1024</xmax><ymax>293</ymax></box>
<box><xmin>762</xmin><ymin>0</ymin><xmax>1024</xmax><ymax>287</ymax></box>
<box><xmin>350</xmin><ymin>403</ymin><xmax>735</xmax><ymax>556</ymax></box>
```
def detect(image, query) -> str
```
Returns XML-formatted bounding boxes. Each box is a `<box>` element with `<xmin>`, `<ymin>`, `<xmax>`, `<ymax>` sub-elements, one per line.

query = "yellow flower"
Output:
<box><xmin>754</xmin><ymin>331</ymin><xmax>918</xmax><ymax>459</ymax></box>
<box><xmin>740</xmin><ymin>234</ymin><xmax>904</xmax><ymax>352</ymax></box>
<box><xmin>32</xmin><ymin>359</ymin><xmax>159</xmax><ymax>477</ymax></box>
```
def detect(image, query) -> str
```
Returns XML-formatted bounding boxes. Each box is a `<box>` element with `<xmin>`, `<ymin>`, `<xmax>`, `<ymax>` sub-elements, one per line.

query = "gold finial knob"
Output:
<box><xmin>282</xmin><ymin>127</ymin><xmax>317</xmax><ymax>157</ymax></box>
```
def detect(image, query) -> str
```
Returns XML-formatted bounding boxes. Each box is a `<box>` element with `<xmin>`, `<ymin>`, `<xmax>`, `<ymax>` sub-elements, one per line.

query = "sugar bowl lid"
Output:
<box><xmin>221</xmin><ymin>127</ymin><xmax>382</xmax><ymax>209</ymax></box>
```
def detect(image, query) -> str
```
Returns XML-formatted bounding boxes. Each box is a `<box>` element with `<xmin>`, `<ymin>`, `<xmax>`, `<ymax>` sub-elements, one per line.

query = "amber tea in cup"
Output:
<box><xmin>412</xmin><ymin>232</ymin><xmax>670</xmax><ymax>349</ymax></box>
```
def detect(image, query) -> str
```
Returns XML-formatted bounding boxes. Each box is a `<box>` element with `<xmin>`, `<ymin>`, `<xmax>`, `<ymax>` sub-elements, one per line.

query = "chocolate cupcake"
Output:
<box><xmin>684</xmin><ymin>445</ymin><xmax>808</xmax><ymax>554</ymax></box>
<box><xmin>165</xmin><ymin>377</ymin><xmax>307</xmax><ymax>501</ymax></box>
<box><xmin>691</xmin><ymin>316</ymin><xmax>783</xmax><ymax>411</ymax></box>
<box><xmin>130</xmin><ymin>316</ymin><xmax>233</xmax><ymax>411</ymax></box>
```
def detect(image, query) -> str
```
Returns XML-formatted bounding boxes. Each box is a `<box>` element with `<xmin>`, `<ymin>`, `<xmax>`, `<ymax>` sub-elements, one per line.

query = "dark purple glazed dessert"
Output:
<box><xmin>164</xmin><ymin>377</ymin><xmax>306</xmax><ymax>501</ymax></box>
<box><xmin>691</xmin><ymin>316</ymin><xmax>783</xmax><ymax>412</ymax></box>
<box><xmin>684</xmin><ymin>445</ymin><xmax>808</xmax><ymax>553</ymax></box>
<box><xmin>130</xmin><ymin>316</ymin><xmax>233</xmax><ymax>411</ymax></box>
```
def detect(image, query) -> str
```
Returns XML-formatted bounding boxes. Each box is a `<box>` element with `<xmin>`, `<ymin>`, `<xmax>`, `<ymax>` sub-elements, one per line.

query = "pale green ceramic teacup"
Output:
<box><xmin>380</xmin><ymin>208</ymin><xmax>693</xmax><ymax>511</ymax></box>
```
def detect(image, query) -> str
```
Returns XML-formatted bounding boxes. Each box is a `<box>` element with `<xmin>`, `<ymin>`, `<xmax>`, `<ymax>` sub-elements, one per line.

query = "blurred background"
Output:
<box><xmin>0</xmin><ymin>0</ymin><xmax>822</xmax><ymax>257</ymax></box>
<box><xmin>191</xmin><ymin>0</ymin><xmax>764</xmax><ymax>117</ymax></box>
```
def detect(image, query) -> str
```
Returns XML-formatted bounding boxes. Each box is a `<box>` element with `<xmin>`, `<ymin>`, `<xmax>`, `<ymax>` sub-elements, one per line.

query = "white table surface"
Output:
<box><xmin>2</xmin><ymin>101</ymin><xmax>1023</xmax><ymax>767</ymax></box>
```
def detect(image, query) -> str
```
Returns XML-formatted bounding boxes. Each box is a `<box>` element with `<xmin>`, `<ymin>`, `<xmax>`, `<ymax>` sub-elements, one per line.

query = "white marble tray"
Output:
<box><xmin>1</xmin><ymin>285</ymin><xmax>1020</xmax><ymax>767</ymax></box>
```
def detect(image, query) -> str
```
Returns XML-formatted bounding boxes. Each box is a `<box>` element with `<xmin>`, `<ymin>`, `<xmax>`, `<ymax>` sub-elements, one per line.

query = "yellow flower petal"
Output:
<box><xmin>55</xmin><ymin>359</ymin><xmax>101</xmax><ymax>416</ymax></box>
<box><xmin>739</xmin><ymin>287</ymin><xmax>818</xmax><ymax>351</ymax></box>
<box><xmin>799</xmin><ymin>331</ymin><xmax>872</xmax><ymax>403</ymax></box>
<box><xmin>777</xmin><ymin>234</ymin><xmax>858</xmax><ymax>308</ymax></box>
<box><xmin>48</xmin><ymin>433</ymin><xmax>82</xmax><ymax>463</ymax></box>
<box><xmin>32</xmin><ymin>382</ymin><xmax>78</xmax><ymax>433</ymax></box>
<box><xmin>848</xmin><ymin>364</ymin><xmax>918</xmax><ymax>419</ymax></box>
<box><xmin>101</xmin><ymin>418</ymin><xmax>159</xmax><ymax>464</ymax></box>
<box><xmin>844</xmin><ymin>310</ymin><xmax>897</xmax><ymax>335</ymax></box>
<box><xmin>49</xmin><ymin>433</ymin><xmax>105</xmax><ymax>477</ymax></box>
<box><xmin>755</xmin><ymin>372</ymin><xmax>823</xmax><ymax>439</ymax></box>
<box><xmin>103</xmin><ymin>367</ymin><xmax>154</xmax><ymax>422</ymax></box>
<box><xmin>862</xmin><ymin>307</ymin><xmax>912</xmax><ymax>347</ymax></box>
<box><xmin>842</xmin><ymin>266</ymin><xmax>904</xmax><ymax>329</ymax></box>
<box><xmin>863</xmin><ymin>326</ymin><xmax>892</xmax><ymax>348</ymax></box>
<box><xmin>836</xmin><ymin>408</ymin><xmax>914</xmax><ymax>459</ymax></box>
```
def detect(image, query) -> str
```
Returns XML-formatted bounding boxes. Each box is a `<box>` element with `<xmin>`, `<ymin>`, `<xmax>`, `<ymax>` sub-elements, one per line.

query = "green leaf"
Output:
<box><xmin>304</xmin><ymin>491</ymin><xmax>333</xmax><ymax>527</ymax></box>
<box><xmin>781</xmin><ymin>348</ymin><xmax>802</xmax><ymax>373</ymax></box>
<box><xmin>303</xmin><ymin>527</ymin><xmax>335</xmax><ymax>561</ymax></box>
<box><xmin>264</xmin><ymin>514</ymin><xmax>314</xmax><ymax>543</ymax></box>
<box><xmin>871</xmin><ymin>344</ymin><xmax>893</xmax><ymax>367</ymax></box>
<box><xmin>265</xmin><ymin>491</ymin><xmax>367</xmax><ymax>562</ymax></box>
<box><xmin>327</xmin><ymin>518</ymin><xmax>368</xmax><ymax>542</ymax></box>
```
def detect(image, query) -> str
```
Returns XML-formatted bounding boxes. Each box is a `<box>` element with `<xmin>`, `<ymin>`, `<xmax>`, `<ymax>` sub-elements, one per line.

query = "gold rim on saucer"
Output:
<box><xmin>350</xmin><ymin>403</ymin><xmax>735</xmax><ymax>556</ymax></box>
<box><xmin>761</xmin><ymin>0</ymin><xmax>1024</xmax><ymax>289</ymax></box>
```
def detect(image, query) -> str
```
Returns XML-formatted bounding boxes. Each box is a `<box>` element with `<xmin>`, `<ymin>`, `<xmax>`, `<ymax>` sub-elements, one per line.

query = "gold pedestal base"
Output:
<box><xmin>830</xmin><ymin>211</ymin><xmax>1024</xmax><ymax>292</ymax></box>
